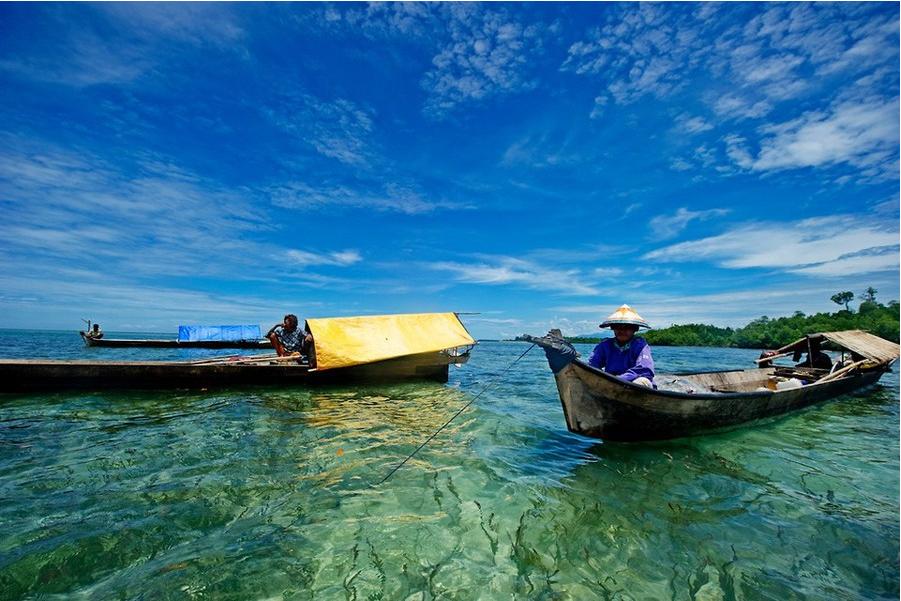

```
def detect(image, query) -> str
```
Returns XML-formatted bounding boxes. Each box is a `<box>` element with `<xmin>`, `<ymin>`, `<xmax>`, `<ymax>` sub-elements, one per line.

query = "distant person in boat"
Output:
<box><xmin>759</xmin><ymin>339</ymin><xmax>834</xmax><ymax>370</ymax></box>
<box><xmin>757</xmin><ymin>350</ymin><xmax>777</xmax><ymax>367</ymax></box>
<box><xmin>793</xmin><ymin>339</ymin><xmax>833</xmax><ymax>370</ymax></box>
<box><xmin>588</xmin><ymin>305</ymin><xmax>655</xmax><ymax>388</ymax></box>
<box><xmin>81</xmin><ymin>323</ymin><xmax>103</xmax><ymax>340</ymax></box>
<box><xmin>266</xmin><ymin>314</ymin><xmax>312</xmax><ymax>358</ymax></box>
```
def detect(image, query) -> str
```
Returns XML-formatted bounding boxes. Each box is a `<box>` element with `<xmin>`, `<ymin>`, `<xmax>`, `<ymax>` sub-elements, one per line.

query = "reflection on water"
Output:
<box><xmin>0</xmin><ymin>333</ymin><xmax>897</xmax><ymax>599</ymax></box>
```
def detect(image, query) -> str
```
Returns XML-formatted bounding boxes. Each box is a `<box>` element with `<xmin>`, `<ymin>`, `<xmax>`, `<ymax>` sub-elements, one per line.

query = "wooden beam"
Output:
<box><xmin>816</xmin><ymin>360</ymin><xmax>870</xmax><ymax>383</ymax></box>
<box><xmin>754</xmin><ymin>351</ymin><xmax>794</xmax><ymax>364</ymax></box>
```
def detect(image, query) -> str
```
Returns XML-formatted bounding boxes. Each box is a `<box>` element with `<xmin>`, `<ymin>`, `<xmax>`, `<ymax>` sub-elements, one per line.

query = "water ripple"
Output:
<box><xmin>0</xmin><ymin>336</ymin><xmax>897</xmax><ymax>599</ymax></box>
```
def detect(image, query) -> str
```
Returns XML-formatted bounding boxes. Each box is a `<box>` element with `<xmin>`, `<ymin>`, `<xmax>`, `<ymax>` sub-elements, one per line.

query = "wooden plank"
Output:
<box><xmin>816</xmin><ymin>359</ymin><xmax>871</xmax><ymax>383</ymax></box>
<box><xmin>188</xmin><ymin>353</ymin><xmax>278</xmax><ymax>365</ymax></box>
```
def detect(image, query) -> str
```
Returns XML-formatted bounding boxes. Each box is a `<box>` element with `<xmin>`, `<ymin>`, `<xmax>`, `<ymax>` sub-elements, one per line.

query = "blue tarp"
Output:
<box><xmin>177</xmin><ymin>325</ymin><xmax>262</xmax><ymax>342</ymax></box>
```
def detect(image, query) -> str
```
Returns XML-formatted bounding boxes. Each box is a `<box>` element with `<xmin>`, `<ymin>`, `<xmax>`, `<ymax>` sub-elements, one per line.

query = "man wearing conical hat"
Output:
<box><xmin>588</xmin><ymin>304</ymin><xmax>655</xmax><ymax>388</ymax></box>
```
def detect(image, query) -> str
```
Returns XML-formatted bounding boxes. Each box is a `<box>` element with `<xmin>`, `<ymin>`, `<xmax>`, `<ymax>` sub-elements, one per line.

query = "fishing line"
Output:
<box><xmin>373</xmin><ymin>343</ymin><xmax>536</xmax><ymax>487</ymax></box>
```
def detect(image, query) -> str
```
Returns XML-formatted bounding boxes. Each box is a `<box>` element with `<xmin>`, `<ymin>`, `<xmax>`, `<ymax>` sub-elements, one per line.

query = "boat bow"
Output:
<box><xmin>522</xmin><ymin>330</ymin><xmax>580</xmax><ymax>373</ymax></box>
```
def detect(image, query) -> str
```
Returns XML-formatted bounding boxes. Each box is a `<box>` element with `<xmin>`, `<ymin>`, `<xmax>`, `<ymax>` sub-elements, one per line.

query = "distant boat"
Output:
<box><xmin>80</xmin><ymin>324</ymin><xmax>271</xmax><ymax>349</ymax></box>
<box><xmin>81</xmin><ymin>335</ymin><xmax>273</xmax><ymax>349</ymax></box>
<box><xmin>525</xmin><ymin>329</ymin><xmax>899</xmax><ymax>442</ymax></box>
<box><xmin>4</xmin><ymin>313</ymin><xmax>475</xmax><ymax>393</ymax></box>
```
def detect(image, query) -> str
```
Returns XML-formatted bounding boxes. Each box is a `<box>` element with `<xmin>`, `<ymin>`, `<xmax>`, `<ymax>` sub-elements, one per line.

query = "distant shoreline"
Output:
<box><xmin>509</xmin><ymin>301</ymin><xmax>900</xmax><ymax>349</ymax></box>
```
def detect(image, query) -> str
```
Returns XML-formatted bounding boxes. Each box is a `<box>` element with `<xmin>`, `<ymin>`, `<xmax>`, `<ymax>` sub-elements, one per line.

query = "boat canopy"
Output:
<box><xmin>306</xmin><ymin>312</ymin><xmax>475</xmax><ymax>371</ymax></box>
<box><xmin>177</xmin><ymin>325</ymin><xmax>262</xmax><ymax>342</ymax></box>
<box><xmin>769</xmin><ymin>330</ymin><xmax>900</xmax><ymax>363</ymax></box>
<box><xmin>820</xmin><ymin>330</ymin><xmax>900</xmax><ymax>362</ymax></box>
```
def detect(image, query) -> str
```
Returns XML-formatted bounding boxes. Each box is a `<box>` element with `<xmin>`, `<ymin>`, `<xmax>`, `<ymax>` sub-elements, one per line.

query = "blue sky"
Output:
<box><xmin>0</xmin><ymin>2</ymin><xmax>898</xmax><ymax>338</ymax></box>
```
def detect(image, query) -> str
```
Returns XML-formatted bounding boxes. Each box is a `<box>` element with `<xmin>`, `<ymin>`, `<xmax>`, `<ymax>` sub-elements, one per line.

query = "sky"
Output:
<box><xmin>0</xmin><ymin>2</ymin><xmax>898</xmax><ymax>339</ymax></box>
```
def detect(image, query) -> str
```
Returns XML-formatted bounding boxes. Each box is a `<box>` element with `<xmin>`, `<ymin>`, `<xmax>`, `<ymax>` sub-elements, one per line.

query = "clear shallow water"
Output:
<box><xmin>0</xmin><ymin>330</ymin><xmax>897</xmax><ymax>600</ymax></box>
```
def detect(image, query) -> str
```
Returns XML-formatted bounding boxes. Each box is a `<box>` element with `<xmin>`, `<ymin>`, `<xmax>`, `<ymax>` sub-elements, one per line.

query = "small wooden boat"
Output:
<box><xmin>80</xmin><ymin>334</ymin><xmax>273</xmax><ymax>349</ymax></box>
<box><xmin>526</xmin><ymin>330</ymin><xmax>898</xmax><ymax>442</ymax></box>
<box><xmin>5</xmin><ymin>313</ymin><xmax>475</xmax><ymax>393</ymax></box>
<box><xmin>0</xmin><ymin>350</ymin><xmax>470</xmax><ymax>393</ymax></box>
<box><xmin>80</xmin><ymin>324</ymin><xmax>272</xmax><ymax>349</ymax></box>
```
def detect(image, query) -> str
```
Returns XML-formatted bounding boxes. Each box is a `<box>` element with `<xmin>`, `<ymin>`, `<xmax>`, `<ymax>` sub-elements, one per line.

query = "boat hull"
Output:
<box><xmin>554</xmin><ymin>360</ymin><xmax>885</xmax><ymax>442</ymax></box>
<box><xmin>0</xmin><ymin>351</ymin><xmax>466</xmax><ymax>393</ymax></box>
<box><xmin>81</xmin><ymin>335</ymin><xmax>272</xmax><ymax>349</ymax></box>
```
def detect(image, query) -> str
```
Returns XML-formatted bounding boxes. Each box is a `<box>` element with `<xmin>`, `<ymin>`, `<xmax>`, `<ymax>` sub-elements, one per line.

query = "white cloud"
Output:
<box><xmin>0</xmin><ymin>140</ymin><xmax>270</xmax><ymax>274</ymax></box>
<box><xmin>0</xmin><ymin>271</ymin><xmax>322</xmax><ymax>332</ymax></box>
<box><xmin>676</xmin><ymin>114</ymin><xmax>714</xmax><ymax>134</ymax></box>
<box><xmin>744</xmin><ymin>3</ymin><xmax>898</xmax><ymax>76</ymax></box>
<box><xmin>621</xmin><ymin>203</ymin><xmax>642</xmax><ymax>218</ymax></box>
<box><xmin>308</xmin><ymin>3</ymin><xmax>434</xmax><ymax>40</ymax></box>
<box><xmin>98</xmin><ymin>3</ymin><xmax>245</xmax><ymax>47</ymax></box>
<box><xmin>711</xmin><ymin>95</ymin><xmax>773</xmax><ymax>121</ymax></box>
<box><xmin>286</xmin><ymin>249</ymin><xmax>361</xmax><ymax>267</ymax></box>
<box><xmin>788</xmin><ymin>246</ymin><xmax>899</xmax><ymax>277</ymax></box>
<box><xmin>645</xmin><ymin>216</ymin><xmax>899</xmax><ymax>276</ymax></box>
<box><xmin>563</xmin><ymin>1</ymin><xmax>898</xmax><ymax>138</ymax></box>
<box><xmin>422</xmin><ymin>5</ymin><xmax>546</xmax><ymax>116</ymax></box>
<box><xmin>0</xmin><ymin>33</ymin><xmax>148</xmax><ymax>87</ymax></box>
<box><xmin>592</xmin><ymin>267</ymin><xmax>623</xmax><ymax>277</ymax></box>
<box><xmin>0</xmin><ymin>136</ymin><xmax>390</xmax><ymax>296</ymax></box>
<box><xmin>266</xmin><ymin>95</ymin><xmax>375</xmax><ymax>167</ymax></box>
<box><xmin>730</xmin><ymin>98</ymin><xmax>899</xmax><ymax>177</ymax></box>
<box><xmin>669</xmin><ymin>158</ymin><xmax>693</xmax><ymax>172</ymax></box>
<box><xmin>561</xmin><ymin>4</ymin><xmax>707</xmax><ymax>107</ymax></box>
<box><xmin>648</xmin><ymin>207</ymin><xmax>730</xmax><ymax>239</ymax></box>
<box><xmin>429</xmin><ymin>256</ymin><xmax>599</xmax><ymax>296</ymax></box>
<box><xmin>267</xmin><ymin>180</ymin><xmax>464</xmax><ymax>214</ymax></box>
<box><xmin>501</xmin><ymin>130</ymin><xmax>581</xmax><ymax>168</ymax></box>
<box><xmin>723</xmin><ymin>134</ymin><xmax>754</xmax><ymax>168</ymax></box>
<box><xmin>0</xmin><ymin>4</ymin><xmax>246</xmax><ymax>87</ymax></box>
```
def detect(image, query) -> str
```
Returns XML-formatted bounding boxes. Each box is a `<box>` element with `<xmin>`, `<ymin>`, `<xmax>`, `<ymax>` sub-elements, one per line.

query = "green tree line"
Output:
<box><xmin>643</xmin><ymin>299</ymin><xmax>899</xmax><ymax>349</ymax></box>
<box><xmin>567</xmin><ymin>290</ymin><xmax>899</xmax><ymax>349</ymax></box>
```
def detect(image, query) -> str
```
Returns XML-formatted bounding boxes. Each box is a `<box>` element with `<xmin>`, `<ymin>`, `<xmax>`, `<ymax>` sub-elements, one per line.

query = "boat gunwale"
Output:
<box><xmin>80</xmin><ymin>333</ymin><xmax>272</xmax><ymax>348</ymax></box>
<box><xmin>0</xmin><ymin>347</ymin><xmax>469</xmax><ymax>369</ymax></box>
<box><xmin>569</xmin><ymin>357</ymin><xmax>886</xmax><ymax>403</ymax></box>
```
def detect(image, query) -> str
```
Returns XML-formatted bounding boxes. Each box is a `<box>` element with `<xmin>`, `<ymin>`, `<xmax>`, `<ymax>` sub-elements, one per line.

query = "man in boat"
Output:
<box><xmin>266</xmin><ymin>314</ymin><xmax>312</xmax><ymax>358</ymax></box>
<box><xmin>758</xmin><ymin>338</ymin><xmax>834</xmax><ymax>370</ymax></box>
<box><xmin>80</xmin><ymin>323</ymin><xmax>103</xmax><ymax>340</ymax></box>
<box><xmin>588</xmin><ymin>304</ymin><xmax>655</xmax><ymax>388</ymax></box>
<box><xmin>793</xmin><ymin>338</ymin><xmax>833</xmax><ymax>370</ymax></box>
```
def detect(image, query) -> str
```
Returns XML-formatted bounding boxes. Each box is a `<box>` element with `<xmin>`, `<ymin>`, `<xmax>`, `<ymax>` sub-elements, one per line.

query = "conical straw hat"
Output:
<box><xmin>599</xmin><ymin>304</ymin><xmax>651</xmax><ymax>329</ymax></box>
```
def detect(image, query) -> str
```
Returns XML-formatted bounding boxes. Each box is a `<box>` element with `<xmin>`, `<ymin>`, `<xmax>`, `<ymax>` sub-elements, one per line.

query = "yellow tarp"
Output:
<box><xmin>306</xmin><ymin>312</ymin><xmax>475</xmax><ymax>371</ymax></box>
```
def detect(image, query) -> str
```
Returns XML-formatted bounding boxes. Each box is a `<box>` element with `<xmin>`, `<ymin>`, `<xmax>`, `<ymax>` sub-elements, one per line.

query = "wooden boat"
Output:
<box><xmin>80</xmin><ymin>333</ymin><xmax>273</xmax><ymax>349</ymax></box>
<box><xmin>4</xmin><ymin>313</ymin><xmax>475</xmax><ymax>393</ymax></box>
<box><xmin>81</xmin><ymin>332</ymin><xmax>272</xmax><ymax>349</ymax></box>
<box><xmin>526</xmin><ymin>329</ymin><xmax>898</xmax><ymax>442</ymax></box>
<box><xmin>0</xmin><ymin>350</ymin><xmax>470</xmax><ymax>393</ymax></box>
<box><xmin>80</xmin><ymin>324</ymin><xmax>272</xmax><ymax>349</ymax></box>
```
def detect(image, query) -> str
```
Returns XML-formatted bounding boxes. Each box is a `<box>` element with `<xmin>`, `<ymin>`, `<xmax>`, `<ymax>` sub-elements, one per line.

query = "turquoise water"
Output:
<box><xmin>0</xmin><ymin>330</ymin><xmax>898</xmax><ymax>599</ymax></box>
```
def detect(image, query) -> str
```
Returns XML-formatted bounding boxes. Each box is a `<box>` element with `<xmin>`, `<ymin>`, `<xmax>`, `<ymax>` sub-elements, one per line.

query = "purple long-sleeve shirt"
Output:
<box><xmin>588</xmin><ymin>337</ymin><xmax>655</xmax><ymax>383</ymax></box>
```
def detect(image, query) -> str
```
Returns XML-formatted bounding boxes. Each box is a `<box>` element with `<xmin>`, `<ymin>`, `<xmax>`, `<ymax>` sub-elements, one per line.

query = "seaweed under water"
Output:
<box><xmin>0</xmin><ymin>332</ymin><xmax>897</xmax><ymax>600</ymax></box>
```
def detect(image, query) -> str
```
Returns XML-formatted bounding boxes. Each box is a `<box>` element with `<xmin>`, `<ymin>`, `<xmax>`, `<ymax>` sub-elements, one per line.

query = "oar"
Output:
<box><xmin>816</xmin><ymin>359</ymin><xmax>871</xmax><ymax>383</ymax></box>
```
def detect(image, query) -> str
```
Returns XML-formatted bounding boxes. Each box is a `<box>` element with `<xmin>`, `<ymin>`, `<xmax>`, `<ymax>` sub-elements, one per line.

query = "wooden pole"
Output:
<box><xmin>188</xmin><ymin>353</ymin><xmax>279</xmax><ymax>365</ymax></box>
<box><xmin>755</xmin><ymin>351</ymin><xmax>794</xmax><ymax>364</ymax></box>
<box><xmin>227</xmin><ymin>354</ymin><xmax>307</xmax><ymax>365</ymax></box>
<box><xmin>816</xmin><ymin>359</ymin><xmax>870</xmax><ymax>383</ymax></box>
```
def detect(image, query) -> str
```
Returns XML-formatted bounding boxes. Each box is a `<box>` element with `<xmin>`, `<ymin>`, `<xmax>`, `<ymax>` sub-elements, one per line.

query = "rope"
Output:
<box><xmin>373</xmin><ymin>343</ymin><xmax>536</xmax><ymax>486</ymax></box>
